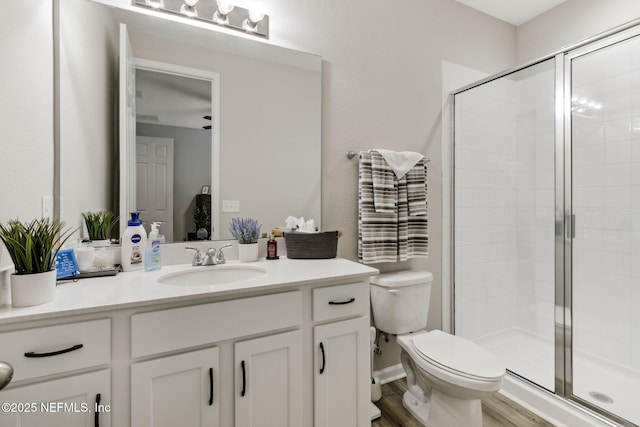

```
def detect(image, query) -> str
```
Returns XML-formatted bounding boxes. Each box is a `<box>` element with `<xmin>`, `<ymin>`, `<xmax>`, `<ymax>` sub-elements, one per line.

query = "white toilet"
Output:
<box><xmin>370</xmin><ymin>270</ymin><xmax>505</xmax><ymax>427</ymax></box>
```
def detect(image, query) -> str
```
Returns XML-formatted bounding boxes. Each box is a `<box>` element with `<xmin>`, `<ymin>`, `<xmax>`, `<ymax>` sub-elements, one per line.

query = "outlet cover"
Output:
<box><xmin>222</xmin><ymin>200</ymin><xmax>240</xmax><ymax>212</ymax></box>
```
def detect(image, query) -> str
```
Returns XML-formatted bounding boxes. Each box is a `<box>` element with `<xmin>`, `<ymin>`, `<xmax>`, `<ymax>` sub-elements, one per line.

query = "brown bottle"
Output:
<box><xmin>267</xmin><ymin>234</ymin><xmax>279</xmax><ymax>260</ymax></box>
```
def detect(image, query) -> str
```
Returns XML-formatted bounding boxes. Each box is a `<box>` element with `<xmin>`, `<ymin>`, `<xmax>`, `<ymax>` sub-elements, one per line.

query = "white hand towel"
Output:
<box><xmin>373</xmin><ymin>149</ymin><xmax>424</xmax><ymax>179</ymax></box>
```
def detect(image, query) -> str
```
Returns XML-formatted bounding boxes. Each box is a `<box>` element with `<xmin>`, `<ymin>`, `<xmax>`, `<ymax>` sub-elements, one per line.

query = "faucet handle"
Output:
<box><xmin>215</xmin><ymin>244</ymin><xmax>232</xmax><ymax>264</ymax></box>
<box><xmin>185</xmin><ymin>246</ymin><xmax>203</xmax><ymax>266</ymax></box>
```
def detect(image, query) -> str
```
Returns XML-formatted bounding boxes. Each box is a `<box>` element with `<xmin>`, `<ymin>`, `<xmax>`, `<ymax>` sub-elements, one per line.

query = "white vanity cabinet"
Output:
<box><xmin>312</xmin><ymin>283</ymin><xmax>371</xmax><ymax>427</ymax></box>
<box><xmin>0</xmin><ymin>370</ymin><xmax>110</xmax><ymax>427</ymax></box>
<box><xmin>131</xmin><ymin>347</ymin><xmax>219</xmax><ymax>427</ymax></box>
<box><xmin>129</xmin><ymin>291</ymin><xmax>303</xmax><ymax>427</ymax></box>
<box><xmin>0</xmin><ymin>319</ymin><xmax>112</xmax><ymax>427</ymax></box>
<box><xmin>0</xmin><ymin>258</ymin><xmax>378</xmax><ymax>427</ymax></box>
<box><xmin>234</xmin><ymin>330</ymin><xmax>303</xmax><ymax>427</ymax></box>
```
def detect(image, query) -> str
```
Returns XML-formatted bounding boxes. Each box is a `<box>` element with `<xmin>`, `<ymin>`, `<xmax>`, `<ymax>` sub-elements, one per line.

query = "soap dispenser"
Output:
<box><xmin>144</xmin><ymin>222</ymin><xmax>163</xmax><ymax>271</ymax></box>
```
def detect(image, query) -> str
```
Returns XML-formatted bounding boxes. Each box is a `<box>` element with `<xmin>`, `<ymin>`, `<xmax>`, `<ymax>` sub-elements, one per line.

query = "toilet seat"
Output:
<box><xmin>412</xmin><ymin>330</ymin><xmax>504</xmax><ymax>382</ymax></box>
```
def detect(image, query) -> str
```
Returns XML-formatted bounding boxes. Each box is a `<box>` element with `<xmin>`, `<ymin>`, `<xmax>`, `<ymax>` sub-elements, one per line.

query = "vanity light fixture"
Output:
<box><xmin>134</xmin><ymin>0</ymin><xmax>270</xmax><ymax>38</ymax></box>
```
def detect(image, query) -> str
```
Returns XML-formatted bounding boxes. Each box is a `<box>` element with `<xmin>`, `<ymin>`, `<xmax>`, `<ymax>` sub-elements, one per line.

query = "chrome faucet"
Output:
<box><xmin>186</xmin><ymin>244</ymin><xmax>232</xmax><ymax>266</ymax></box>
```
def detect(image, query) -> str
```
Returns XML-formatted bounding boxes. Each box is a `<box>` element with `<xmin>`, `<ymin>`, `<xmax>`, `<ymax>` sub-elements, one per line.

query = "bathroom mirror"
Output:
<box><xmin>59</xmin><ymin>0</ymin><xmax>321</xmax><ymax>242</ymax></box>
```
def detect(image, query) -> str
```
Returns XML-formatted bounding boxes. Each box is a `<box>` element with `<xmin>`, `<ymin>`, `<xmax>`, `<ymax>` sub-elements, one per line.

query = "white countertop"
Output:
<box><xmin>0</xmin><ymin>258</ymin><xmax>379</xmax><ymax>325</ymax></box>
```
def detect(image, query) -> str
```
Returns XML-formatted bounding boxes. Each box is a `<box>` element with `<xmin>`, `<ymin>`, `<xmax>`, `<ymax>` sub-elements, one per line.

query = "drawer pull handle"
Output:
<box><xmin>240</xmin><ymin>360</ymin><xmax>246</xmax><ymax>397</ymax></box>
<box><xmin>328</xmin><ymin>298</ymin><xmax>355</xmax><ymax>305</ymax></box>
<box><xmin>24</xmin><ymin>344</ymin><xmax>83</xmax><ymax>358</ymax></box>
<box><xmin>94</xmin><ymin>393</ymin><xmax>101</xmax><ymax>427</ymax></box>
<box><xmin>208</xmin><ymin>368</ymin><xmax>214</xmax><ymax>405</ymax></box>
<box><xmin>319</xmin><ymin>342</ymin><xmax>326</xmax><ymax>374</ymax></box>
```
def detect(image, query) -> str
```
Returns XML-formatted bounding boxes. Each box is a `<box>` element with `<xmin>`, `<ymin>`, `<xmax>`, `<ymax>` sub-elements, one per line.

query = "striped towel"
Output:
<box><xmin>358</xmin><ymin>150</ymin><xmax>428</xmax><ymax>264</ymax></box>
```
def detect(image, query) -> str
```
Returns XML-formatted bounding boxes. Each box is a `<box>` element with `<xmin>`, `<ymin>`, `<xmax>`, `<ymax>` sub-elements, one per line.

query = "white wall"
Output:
<box><xmin>517</xmin><ymin>0</ymin><xmax>640</xmax><ymax>63</ymax></box>
<box><xmin>59</xmin><ymin>0</ymin><xmax>119</xmax><ymax>240</ymax></box>
<box><xmin>0</xmin><ymin>1</ymin><xmax>54</xmax><ymax>269</ymax></box>
<box><xmin>265</xmin><ymin>0</ymin><xmax>516</xmax><ymax>343</ymax></box>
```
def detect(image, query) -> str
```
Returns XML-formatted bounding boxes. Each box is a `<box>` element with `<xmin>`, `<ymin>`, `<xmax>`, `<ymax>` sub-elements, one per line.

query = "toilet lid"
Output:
<box><xmin>412</xmin><ymin>330</ymin><xmax>504</xmax><ymax>381</ymax></box>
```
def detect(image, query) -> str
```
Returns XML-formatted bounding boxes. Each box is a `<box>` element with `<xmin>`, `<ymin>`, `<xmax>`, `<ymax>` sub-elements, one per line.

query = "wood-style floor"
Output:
<box><xmin>371</xmin><ymin>379</ymin><xmax>556</xmax><ymax>427</ymax></box>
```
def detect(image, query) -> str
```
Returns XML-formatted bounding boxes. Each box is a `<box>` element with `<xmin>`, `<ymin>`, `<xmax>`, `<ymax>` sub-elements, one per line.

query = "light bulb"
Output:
<box><xmin>248</xmin><ymin>2</ymin><xmax>265</xmax><ymax>23</ymax></box>
<box><xmin>217</xmin><ymin>0</ymin><xmax>234</xmax><ymax>15</ymax></box>
<box><xmin>214</xmin><ymin>0</ymin><xmax>234</xmax><ymax>24</ymax></box>
<box><xmin>145</xmin><ymin>0</ymin><xmax>164</xmax><ymax>8</ymax></box>
<box><xmin>184</xmin><ymin>0</ymin><xmax>198</xmax><ymax>6</ymax></box>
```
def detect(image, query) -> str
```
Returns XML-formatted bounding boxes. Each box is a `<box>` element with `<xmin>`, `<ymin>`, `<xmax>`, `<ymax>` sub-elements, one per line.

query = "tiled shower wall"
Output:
<box><xmin>454</xmin><ymin>76</ymin><xmax>519</xmax><ymax>340</ymax></box>
<box><xmin>454</xmin><ymin>60</ymin><xmax>555</xmax><ymax>342</ymax></box>
<box><xmin>571</xmin><ymin>37</ymin><xmax>640</xmax><ymax>371</ymax></box>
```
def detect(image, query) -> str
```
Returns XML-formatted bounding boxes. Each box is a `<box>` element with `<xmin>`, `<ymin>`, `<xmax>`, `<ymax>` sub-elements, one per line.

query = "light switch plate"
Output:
<box><xmin>222</xmin><ymin>200</ymin><xmax>240</xmax><ymax>212</ymax></box>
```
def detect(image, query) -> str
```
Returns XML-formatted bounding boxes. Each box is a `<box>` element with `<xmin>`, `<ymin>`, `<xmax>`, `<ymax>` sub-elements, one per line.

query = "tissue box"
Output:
<box><xmin>283</xmin><ymin>231</ymin><xmax>339</xmax><ymax>259</ymax></box>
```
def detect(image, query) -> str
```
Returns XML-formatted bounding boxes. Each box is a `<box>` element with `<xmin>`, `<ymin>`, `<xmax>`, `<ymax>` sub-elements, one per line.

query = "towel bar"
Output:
<box><xmin>346</xmin><ymin>150</ymin><xmax>430</xmax><ymax>162</ymax></box>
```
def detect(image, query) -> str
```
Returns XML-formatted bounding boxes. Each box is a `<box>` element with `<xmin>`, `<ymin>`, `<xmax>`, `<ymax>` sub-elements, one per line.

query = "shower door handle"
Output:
<box><xmin>565</xmin><ymin>214</ymin><xmax>575</xmax><ymax>239</ymax></box>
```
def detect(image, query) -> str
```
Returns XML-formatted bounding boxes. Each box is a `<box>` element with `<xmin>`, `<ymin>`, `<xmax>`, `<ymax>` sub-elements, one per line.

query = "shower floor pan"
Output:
<box><xmin>475</xmin><ymin>328</ymin><xmax>640</xmax><ymax>425</ymax></box>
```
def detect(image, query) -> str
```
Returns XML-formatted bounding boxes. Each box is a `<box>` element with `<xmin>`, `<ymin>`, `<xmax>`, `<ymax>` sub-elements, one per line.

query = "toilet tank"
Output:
<box><xmin>370</xmin><ymin>270</ymin><xmax>433</xmax><ymax>335</ymax></box>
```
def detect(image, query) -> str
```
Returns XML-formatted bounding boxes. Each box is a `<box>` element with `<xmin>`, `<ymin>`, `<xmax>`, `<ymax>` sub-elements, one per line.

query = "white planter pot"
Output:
<box><xmin>238</xmin><ymin>243</ymin><xmax>259</xmax><ymax>262</ymax></box>
<box><xmin>10</xmin><ymin>269</ymin><xmax>57</xmax><ymax>307</ymax></box>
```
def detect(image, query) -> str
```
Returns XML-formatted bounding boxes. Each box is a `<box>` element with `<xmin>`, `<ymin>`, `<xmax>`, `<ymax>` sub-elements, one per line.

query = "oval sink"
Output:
<box><xmin>158</xmin><ymin>265</ymin><xmax>267</xmax><ymax>286</ymax></box>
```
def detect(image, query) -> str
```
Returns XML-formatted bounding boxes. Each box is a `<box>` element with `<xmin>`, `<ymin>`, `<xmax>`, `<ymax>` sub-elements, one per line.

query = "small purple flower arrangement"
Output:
<box><xmin>229</xmin><ymin>218</ymin><xmax>261</xmax><ymax>244</ymax></box>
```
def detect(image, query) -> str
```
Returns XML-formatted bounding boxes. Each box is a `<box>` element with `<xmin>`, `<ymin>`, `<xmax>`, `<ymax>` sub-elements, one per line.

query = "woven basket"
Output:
<box><xmin>283</xmin><ymin>231</ymin><xmax>338</xmax><ymax>259</ymax></box>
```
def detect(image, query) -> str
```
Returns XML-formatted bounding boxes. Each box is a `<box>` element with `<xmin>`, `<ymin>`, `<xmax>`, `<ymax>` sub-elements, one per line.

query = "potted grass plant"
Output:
<box><xmin>82</xmin><ymin>211</ymin><xmax>118</xmax><ymax>246</ymax></box>
<box><xmin>229</xmin><ymin>217</ymin><xmax>261</xmax><ymax>262</ymax></box>
<box><xmin>0</xmin><ymin>218</ymin><xmax>74</xmax><ymax>307</ymax></box>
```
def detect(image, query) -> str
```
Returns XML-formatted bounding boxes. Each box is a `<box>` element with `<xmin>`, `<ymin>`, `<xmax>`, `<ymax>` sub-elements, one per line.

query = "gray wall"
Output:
<box><xmin>517</xmin><ymin>0</ymin><xmax>640</xmax><ymax>63</ymax></box>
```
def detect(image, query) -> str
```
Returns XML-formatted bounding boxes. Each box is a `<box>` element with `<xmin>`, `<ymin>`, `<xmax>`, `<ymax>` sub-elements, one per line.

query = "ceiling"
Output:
<box><xmin>136</xmin><ymin>68</ymin><xmax>212</xmax><ymax>130</ymax></box>
<box><xmin>455</xmin><ymin>0</ymin><xmax>569</xmax><ymax>26</ymax></box>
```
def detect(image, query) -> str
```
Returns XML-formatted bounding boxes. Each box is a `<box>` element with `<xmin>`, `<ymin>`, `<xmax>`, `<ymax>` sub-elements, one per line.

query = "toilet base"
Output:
<box><xmin>402</xmin><ymin>391</ymin><xmax>430</xmax><ymax>425</ymax></box>
<box><xmin>402</xmin><ymin>388</ymin><xmax>483</xmax><ymax>427</ymax></box>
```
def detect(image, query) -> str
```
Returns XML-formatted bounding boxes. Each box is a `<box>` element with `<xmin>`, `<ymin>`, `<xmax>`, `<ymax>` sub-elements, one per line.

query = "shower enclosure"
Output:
<box><xmin>452</xmin><ymin>22</ymin><xmax>640</xmax><ymax>426</ymax></box>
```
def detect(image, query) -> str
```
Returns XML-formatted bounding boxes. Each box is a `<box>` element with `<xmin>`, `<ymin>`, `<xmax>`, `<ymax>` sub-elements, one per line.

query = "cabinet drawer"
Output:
<box><xmin>131</xmin><ymin>291</ymin><xmax>302</xmax><ymax>358</ymax></box>
<box><xmin>0</xmin><ymin>319</ymin><xmax>111</xmax><ymax>382</ymax></box>
<box><xmin>313</xmin><ymin>282</ymin><xmax>369</xmax><ymax>322</ymax></box>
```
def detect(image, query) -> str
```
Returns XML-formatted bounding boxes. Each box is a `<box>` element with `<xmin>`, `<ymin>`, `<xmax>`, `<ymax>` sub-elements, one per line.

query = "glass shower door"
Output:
<box><xmin>453</xmin><ymin>58</ymin><xmax>557</xmax><ymax>392</ymax></box>
<box><xmin>569</xmin><ymin>29</ymin><xmax>640</xmax><ymax>425</ymax></box>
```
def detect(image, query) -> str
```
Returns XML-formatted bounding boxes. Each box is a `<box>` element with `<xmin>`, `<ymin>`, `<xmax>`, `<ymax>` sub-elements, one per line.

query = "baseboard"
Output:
<box><xmin>373</xmin><ymin>363</ymin><xmax>406</xmax><ymax>385</ymax></box>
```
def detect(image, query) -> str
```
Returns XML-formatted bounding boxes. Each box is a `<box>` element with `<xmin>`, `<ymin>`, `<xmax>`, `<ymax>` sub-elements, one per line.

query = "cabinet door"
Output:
<box><xmin>0</xmin><ymin>369</ymin><xmax>110</xmax><ymax>427</ymax></box>
<box><xmin>314</xmin><ymin>317</ymin><xmax>370</xmax><ymax>427</ymax></box>
<box><xmin>131</xmin><ymin>347</ymin><xmax>219</xmax><ymax>427</ymax></box>
<box><xmin>235</xmin><ymin>330</ymin><xmax>302</xmax><ymax>427</ymax></box>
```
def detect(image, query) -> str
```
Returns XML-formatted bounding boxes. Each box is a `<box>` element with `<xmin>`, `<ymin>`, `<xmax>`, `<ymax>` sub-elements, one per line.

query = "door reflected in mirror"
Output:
<box><xmin>135</xmin><ymin>67</ymin><xmax>214</xmax><ymax>243</ymax></box>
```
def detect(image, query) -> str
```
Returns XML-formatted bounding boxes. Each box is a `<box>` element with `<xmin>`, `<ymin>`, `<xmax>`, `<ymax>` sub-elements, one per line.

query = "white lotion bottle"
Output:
<box><xmin>121</xmin><ymin>212</ymin><xmax>147</xmax><ymax>272</ymax></box>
